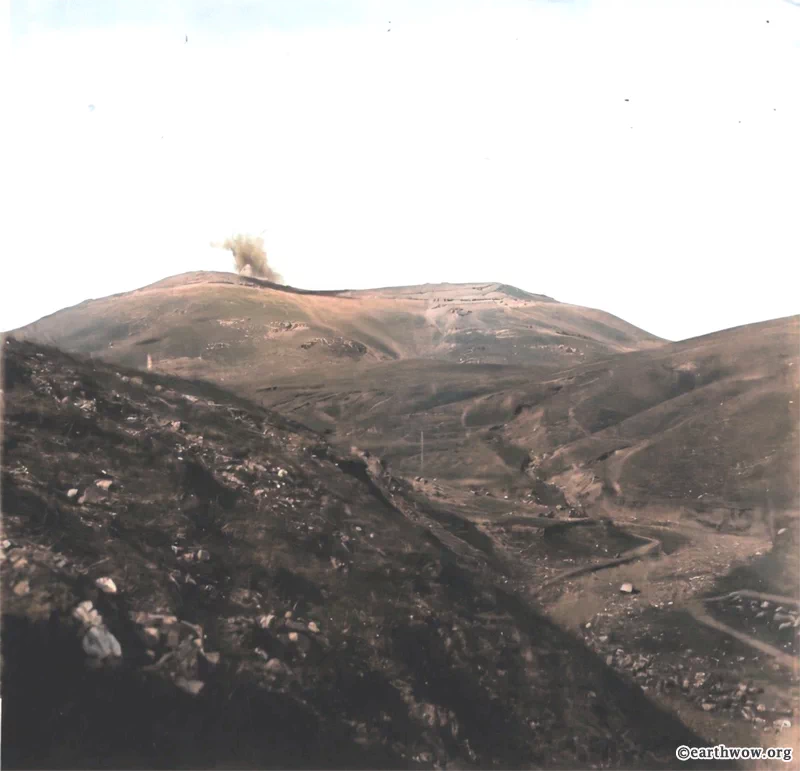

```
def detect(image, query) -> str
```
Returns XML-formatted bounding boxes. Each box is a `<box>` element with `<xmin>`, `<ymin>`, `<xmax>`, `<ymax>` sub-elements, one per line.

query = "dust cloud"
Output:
<box><xmin>213</xmin><ymin>234</ymin><xmax>282</xmax><ymax>282</ymax></box>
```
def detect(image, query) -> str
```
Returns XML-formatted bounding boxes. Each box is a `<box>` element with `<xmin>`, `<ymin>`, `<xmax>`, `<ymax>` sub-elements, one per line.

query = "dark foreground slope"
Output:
<box><xmin>0</xmin><ymin>337</ymin><xmax>709</xmax><ymax>769</ymax></box>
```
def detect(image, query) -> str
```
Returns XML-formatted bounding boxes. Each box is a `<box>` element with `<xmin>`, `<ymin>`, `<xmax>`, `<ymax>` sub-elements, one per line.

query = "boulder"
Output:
<box><xmin>82</xmin><ymin>626</ymin><xmax>122</xmax><ymax>659</ymax></box>
<box><xmin>175</xmin><ymin>678</ymin><xmax>205</xmax><ymax>696</ymax></box>
<box><xmin>95</xmin><ymin>577</ymin><xmax>118</xmax><ymax>594</ymax></box>
<box><xmin>265</xmin><ymin>657</ymin><xmax>287</xmax><ymax>673</ymax></box>
<box><xmin>73</xmin><ymin>601</ymin><xmax>103</xmax><ymax>627</ymax></box>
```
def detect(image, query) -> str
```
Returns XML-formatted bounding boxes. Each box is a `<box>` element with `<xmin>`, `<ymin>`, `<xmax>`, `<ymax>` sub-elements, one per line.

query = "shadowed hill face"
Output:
<box><xmin>250</xmin><ymin>316</ymin><xmax>799</xmax><ymax>520</ymax></box>
<box><xmin>1</xmin><ymin>337</ymin><xmax>706</xmax><ymax>768</ymax></box>
<box><xmin>506</xmin><ymin>315</ymin><xmax>800</xmax><ymax>515</ymax></box>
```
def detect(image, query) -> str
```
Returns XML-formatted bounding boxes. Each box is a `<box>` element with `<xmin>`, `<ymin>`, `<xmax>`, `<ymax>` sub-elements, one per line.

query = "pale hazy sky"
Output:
<box><xmin>3</xmin><ymin>0</ymin><xmax>799</xmax><ymax>341</ymax></box>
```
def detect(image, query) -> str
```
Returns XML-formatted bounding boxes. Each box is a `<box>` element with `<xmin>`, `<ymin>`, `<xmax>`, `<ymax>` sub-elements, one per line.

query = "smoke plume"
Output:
<box><xmin>214</xmin><ymin>234</ymin><xmax>282</xmax><ymax>282</ymax></box>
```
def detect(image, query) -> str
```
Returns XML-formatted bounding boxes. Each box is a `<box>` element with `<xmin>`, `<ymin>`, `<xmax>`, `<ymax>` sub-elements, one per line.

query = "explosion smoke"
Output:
<box><xmin>213</xmin><ymin>234</ymin><xmax>282</xmax><ymax>282</ymax></box>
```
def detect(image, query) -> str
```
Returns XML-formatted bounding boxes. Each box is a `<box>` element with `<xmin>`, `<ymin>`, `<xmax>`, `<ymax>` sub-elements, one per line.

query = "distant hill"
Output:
<box><xmin>10</xmin><ymin>272</ymin><xmax>664</xmax><ymax>379</ymax></box>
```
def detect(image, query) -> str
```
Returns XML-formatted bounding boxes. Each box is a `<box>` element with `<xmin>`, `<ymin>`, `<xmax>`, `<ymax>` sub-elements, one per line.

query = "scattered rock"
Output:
<box><xmin>66</xmin><ymin>488</ymin><xmax>79</xmax><ymax>499</ymax></box>
<box><xmin>202</xmin><ymin>651</ymin><xmax>220</xmax><ymax>666</ymax></box>
<box><xmin>95</xmin><ymin>479</ymin><xmax>114</xmax><ymax>491</ymax></box>
<box><xmin>82</xmin><ymin>626</ymin><xmax>122</xmax><ymax>659</ymax></box>
<box><xmin>277</xmin><ymin>468</ymin><xmax>288</xmax><ymax>478</ymax></box>
<box><xmin>288</xmin><ymin>632</ymin><xmax>299</xmax><ymax>642</ymax></box>
<box><xmin>307</xmin><ymin>621</ymin><xmax>320</xmax><ymax>633</ymax></box>
<box><xmin>175</xmin><ymin>678</ymin><xmax>205</xmax><ymax>696</ymax></box>
<box><xmin>13</xmin><ymin>579</ymin><xmax>30</xmax><ymax>596</ymax></box>
<box><xmin>95</xmin><ymin>577</ymin><xmax>118</xmax><ymax>594</ymax></box>
<box><xmin>257</xmin><ymin>614</ymin><xmax>275</xmax><ymax>629</ymax></box>
<box><xmin>701</xmin><ymin>703</ymin><xmax>715</xmax><ymax>712</ymax></box>
<box><xmin>130</xmin><ymin>611</ymin><xmax>178</xmax><ymax>626</ymax></box>
<box><xmin>165</xmin><ymin>626</ymin><xmax>181</xmax><ymax>649</ymax></box>
<box><xmin>620</xmin><ymin>583</ymin><xmax>635</xmax><ymax>594</ymax></box>
<box><xmin>73</xmin><ymin>601</ymin><xmax>103</xmax><ymax>627</ymax></box>
<box><xmin>180</xmin><ymin>620</ymin><xmax>204</xmax><ymax>637</ymax></box>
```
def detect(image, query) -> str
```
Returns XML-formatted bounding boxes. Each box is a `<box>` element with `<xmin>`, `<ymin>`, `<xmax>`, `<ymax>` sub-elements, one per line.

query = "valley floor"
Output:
<box><xmin>417</xmin><ymin>479</ymin><xmax>800</xmax><ymax>762</ymax></box>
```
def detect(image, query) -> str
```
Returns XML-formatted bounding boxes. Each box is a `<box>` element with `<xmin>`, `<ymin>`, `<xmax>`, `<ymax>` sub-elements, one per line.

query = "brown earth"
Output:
<box><xmin>4</xmin><ymin>272</ymin><xmax>800</xmax><ymax>768</ymax></box>
<box><xmin>10</xmin><ymin>273</ymin><xmax>797</xmax><ymax>519</ymax></box>
<box><xmin>1</xmin><ymin>336</ymin><xmax>721</xmax><ymax>769</ymax></box>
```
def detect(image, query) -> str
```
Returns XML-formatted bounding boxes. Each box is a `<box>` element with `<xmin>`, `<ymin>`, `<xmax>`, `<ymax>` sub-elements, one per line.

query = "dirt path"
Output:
<box><xmin>535</xmin><ymin>531</ymin><xmax>661</xmax><ymax>592</ymax></box>
<box><xmin>686</xmin><ymin>600</ymin><xmax>798</xmax><ymax>671</ymax></box>
<box><xmin>702</xmin><ymin>589</ymin><xmax>800</xmax><ymax>607</ymax></box>
<box><xmin>533</xmin><ymin>520</ymin><xmax>799</xmax><ymax>671</ymax></box>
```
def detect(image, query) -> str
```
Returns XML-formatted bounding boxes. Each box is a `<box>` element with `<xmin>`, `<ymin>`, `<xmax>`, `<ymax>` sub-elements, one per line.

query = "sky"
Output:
<box><xmin>3</xmin><ymin>0</ymin><xmax>799</xmax><ymax>341</ymax></box>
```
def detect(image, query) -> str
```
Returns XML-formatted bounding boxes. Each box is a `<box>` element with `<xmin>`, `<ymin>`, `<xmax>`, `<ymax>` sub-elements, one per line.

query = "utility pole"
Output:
<box><xmin>420</xmin><ymin>431</ymin><xmax>424</xmax><ymax>476</ymax></box>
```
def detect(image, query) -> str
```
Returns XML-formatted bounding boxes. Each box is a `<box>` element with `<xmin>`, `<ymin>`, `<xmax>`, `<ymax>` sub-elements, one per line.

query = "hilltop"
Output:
<box><xmin>12</xmin><ymin>272</ymin><xmax>663</xmax><ymax>375</ymax></box>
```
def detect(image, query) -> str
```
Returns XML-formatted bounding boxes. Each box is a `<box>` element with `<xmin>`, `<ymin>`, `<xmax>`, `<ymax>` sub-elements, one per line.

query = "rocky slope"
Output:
<box><xmin>2</xmin><ymin>336</ymin><xmax>707</xmax><ymax>769</ymax></box>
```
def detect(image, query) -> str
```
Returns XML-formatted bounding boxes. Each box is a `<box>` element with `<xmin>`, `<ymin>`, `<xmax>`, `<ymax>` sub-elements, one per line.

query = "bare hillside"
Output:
<box><xmin>11</xmin><ymin>272</ymin><xmax>664</xmax><ymax>378</ymax></box>
<box><xmin>1</xmin><ymin>337</ymin><xmax>706</xmax><ymax>769</ymax></box>
<box><xmin>10</xmin><ymin>273</ymin><xmax>797</xmax><ymax>519</ymax></box>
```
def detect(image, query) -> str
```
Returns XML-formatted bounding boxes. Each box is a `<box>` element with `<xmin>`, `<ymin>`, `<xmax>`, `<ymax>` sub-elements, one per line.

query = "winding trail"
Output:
<box><xmin>686</xmin><ymin>600</ymin><xmax>798</xmax><ymax>672</ymax></box>
<box><xmin>701</xmin><ymin>589</ymin><xmax>800</xmax><ymax>607</ymax></box>
<box><xmin>530</xmin><ymin>522</ymin><xmax>799</xmax><ymax>670</ymax></box>
<box><xmin>536</xmin><ymin>529</ymin><xmax>661</xmax><ymax>592</ymax></box>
